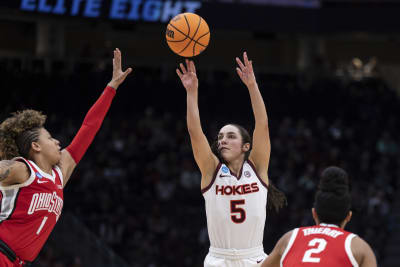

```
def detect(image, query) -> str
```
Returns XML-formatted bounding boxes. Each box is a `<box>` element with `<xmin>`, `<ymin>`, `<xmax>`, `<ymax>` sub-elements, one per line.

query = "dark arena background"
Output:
<box><xmin>1</xmin><ymin>0</ymin><xmax>400</xmax><ymax>266</ymax></box>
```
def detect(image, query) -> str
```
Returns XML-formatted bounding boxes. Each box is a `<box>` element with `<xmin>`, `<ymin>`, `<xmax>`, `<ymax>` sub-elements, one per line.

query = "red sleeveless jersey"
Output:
<box><xmin>281</xmin><ymin>224</ymin><xmax>359</xmax><ymax>267</ymax></box>
<box><xmin>0</xmin><ymin>157</ymin><xmax>64</xmax><ymax>262</ymax></box>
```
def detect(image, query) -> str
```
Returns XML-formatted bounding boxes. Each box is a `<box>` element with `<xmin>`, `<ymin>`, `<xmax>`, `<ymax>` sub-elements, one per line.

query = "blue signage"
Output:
<box><xmin>20</xmin><ymin>0</ymin><xmax>202</xmax><ymax>22</ymax></box>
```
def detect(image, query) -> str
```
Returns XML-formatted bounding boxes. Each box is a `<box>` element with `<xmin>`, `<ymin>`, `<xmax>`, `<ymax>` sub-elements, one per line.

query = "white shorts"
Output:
<box><xmin>204</xmin><ymin>246</ymin><xmax>267</xmax><ymax>267</ymax></box>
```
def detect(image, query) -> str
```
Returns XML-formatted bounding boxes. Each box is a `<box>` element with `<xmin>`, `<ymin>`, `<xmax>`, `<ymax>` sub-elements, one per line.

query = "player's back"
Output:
<box><xmin>281</xmin><ymin>224</ymin><xmax>358</xmax><ymax>267</ymax></box>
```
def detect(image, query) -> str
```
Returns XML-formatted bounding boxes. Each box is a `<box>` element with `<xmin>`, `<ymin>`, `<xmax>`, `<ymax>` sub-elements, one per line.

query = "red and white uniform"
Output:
<box><xmin>0</xmin><ymin>157</ymin><xmax>64</xmax><ymax>262</ymax></box>
<box><xmin>281</xmin><ymin>224</ymin><xmax>358</xmax><ymax>267</ymax></box>
<box><xmin>202</xmin><ymin>160</ymin><xmax>268</xmax><ymax>267</ymax></box>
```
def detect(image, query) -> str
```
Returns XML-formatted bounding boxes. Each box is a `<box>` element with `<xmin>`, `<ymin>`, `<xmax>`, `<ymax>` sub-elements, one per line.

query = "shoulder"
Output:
<box><xmin>350</xmin><ymin>235</ymin><xmax>377</xmax><ymax>267</ymax></box>
<box><xmin>276</xmin><ymin>230</ymin><xmax>296</xmax><ymax>255</ymax></box>
<box><xmin>246</xmin><ymin>159</ymin><xmax>269</xmax><ymax>186</ymax></box>
<box><xmin>0</xmin><ymin>158</ymin><xmax>31</xmax><ymax>185</ymax></box>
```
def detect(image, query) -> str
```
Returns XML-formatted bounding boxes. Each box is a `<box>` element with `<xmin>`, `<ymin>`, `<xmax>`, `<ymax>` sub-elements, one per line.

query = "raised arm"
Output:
<box><xmin>236</xmin><ymin>52</ymin><xmax>270</xmax><ymax>185</ymax></box>
<box><xmin>176</xmin><ymin>59</ymin><xmax>218</xmax><ymax>189</ymax></box>
<box><xmin>59</xmin><ymin>48</ymin><xmax>132</xmax><ymax>187</ymax></box>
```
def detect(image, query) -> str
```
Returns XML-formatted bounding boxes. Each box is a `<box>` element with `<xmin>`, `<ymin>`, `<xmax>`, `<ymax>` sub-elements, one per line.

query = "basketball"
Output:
<box><xmin>166</xmin><ymin>13</ymin><xmax>210</xmax><ymax>57</ymax></box>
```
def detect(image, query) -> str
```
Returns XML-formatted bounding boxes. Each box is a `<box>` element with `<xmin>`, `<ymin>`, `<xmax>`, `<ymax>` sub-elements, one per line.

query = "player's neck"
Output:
<box><xmin>226</xmin><ymin>158</ymin><xmax>245</xmax><ymax>177</ymax></box>
<box><xmin>32</xmin><ymin>157</ymin><xmax>53</xmax><ymax>175</ymax></box>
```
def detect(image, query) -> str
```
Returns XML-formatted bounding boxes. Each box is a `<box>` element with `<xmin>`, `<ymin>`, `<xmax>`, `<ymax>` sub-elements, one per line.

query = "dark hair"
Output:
<box><xmin>211</xmin><ymin>123</ymin><xmax>251</xmax><ymax>163</ymax></box>
<box><xmin>314</xmin><ymin>166</ymin><xmax>351</xmax><ymax>225</ymax></box>
<box><xmin>211</xmin><ymin>123</ymin><xmax>287</xmax><ymax>213</ymax></box>
<box><xmin>0</xmin><ymin>110</ymin><xmax>46</xmax><ymax>160</ymax></box>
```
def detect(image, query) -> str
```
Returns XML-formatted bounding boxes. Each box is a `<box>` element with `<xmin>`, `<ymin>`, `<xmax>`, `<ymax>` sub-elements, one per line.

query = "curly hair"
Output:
<box><xmin>0</xmin><ymin>110</ymin><xmax>46</xmax><ymax>160</ymax></box>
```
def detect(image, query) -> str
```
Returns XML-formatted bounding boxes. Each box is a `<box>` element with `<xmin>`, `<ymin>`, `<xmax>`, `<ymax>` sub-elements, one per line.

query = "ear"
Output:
<box><xmin>340</xmin><ymin>210</ymin><xmax>352</xmax><ymax>229</ymax></box>
<box><xmin>345</xmin><ymin>210</ymin><xmax>352</xmax><ymax>224</ymax></box>
<box><xmin>242</xmin><ymin>143</ymin><xmax>250</xmax><ymax>152</ymax></box>
<box><xmin>311</xmin><ymin>208</ymin><xmax>320</xmax><ymax>225</ymax></box>
<box><xmin>31</xmin><ymin>142</ymin><xmax>41</xmax><ymax>153</ymax></box>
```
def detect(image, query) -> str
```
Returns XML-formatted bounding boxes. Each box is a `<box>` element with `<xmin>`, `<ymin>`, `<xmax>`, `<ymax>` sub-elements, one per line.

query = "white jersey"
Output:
<box><xmin>202</xmin><ymin>160</ymin><xmax>268</xmax><ymax>249</ymax></box>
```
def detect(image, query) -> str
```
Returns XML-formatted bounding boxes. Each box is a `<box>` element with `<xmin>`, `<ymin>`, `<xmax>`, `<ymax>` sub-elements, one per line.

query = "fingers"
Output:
<box><xmin>176</xmin><ymin>68</ymin><xmax>183</xmax><ymax>78</ymax></box>
<box><xmin>186</xmin><ymin>59</ymin><xmax>191</xmax><ymax>72</ymax></box>
<box><xmin>236</xmin><ymin>56</ymin><xmax>245</xmax><ymax>70</ymax></box>
<box><xmin>190</xmin><ymin>60</ymin><xmax>196</xmax><ymax>74</ymax></box>
<box><xmin>124</xmin><ymin>67</ymin><xmax>133</xmax><ymax>77</ymax></box>
<box><xmin>179</xmin><ymin>62</ymin><xmax>187</xmax><ymax>74</ymax></box>
<box><xmin>113</xmin><ymin>48</ymin><xmax>122</xmax><ymax>71</ymax></box>
<box><xmin>243</xmin><ymin>51</ymin><xmax>250</xmax><ymax>66</ymax></box>
<box><xmin>236</xmin><ymin>67</ymin><xmax>243</xmax><ymax>79</ymax></box>
<box><xmin>177</xmin><ymin>60</ymin><xmax>195</xmax><ymax>79</ymax></box>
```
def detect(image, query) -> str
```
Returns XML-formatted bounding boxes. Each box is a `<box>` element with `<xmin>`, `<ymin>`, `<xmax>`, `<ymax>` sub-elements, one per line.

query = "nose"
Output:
<box><xmin>220</xmin><ymin>138</ymin><xmax>227</xmax><ymax>145</ymax></box>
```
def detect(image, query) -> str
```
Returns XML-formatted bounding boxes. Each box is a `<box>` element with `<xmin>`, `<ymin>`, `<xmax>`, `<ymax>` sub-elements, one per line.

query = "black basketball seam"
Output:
<box><xmin>167</xmin><ymin>21</ymin><xmax>207</xmax><ymax>48</ymax></box>
<box><xmin>178</xmin><ymin>14</ymin><xmax>201</xmax><ymax>54</ymax></box>
<box><xmin>166</xmin><ymin>24</ymin><xmax>189</xmax><ymax>42</ymax></box>
<box><xmin>192</xmin><ymin>31</ymin><xmax>210</xmax><ymax>56</ymax></box>
<box><xmin>189</xmin><ymin>16</ymin><xmax>202</xmax><ymax>56</ymax></box>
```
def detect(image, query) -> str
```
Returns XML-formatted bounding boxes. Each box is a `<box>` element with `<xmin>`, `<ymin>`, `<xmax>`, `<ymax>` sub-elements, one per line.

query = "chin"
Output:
<box><xmin>221</xmin><ymin>155</ymin><xmax>233</xmax><ymax>163</ymax></box>
<box><xmin>53</xmin><ymin>156</ymin><xmax>62</xmax><ymax>166</ymax></box>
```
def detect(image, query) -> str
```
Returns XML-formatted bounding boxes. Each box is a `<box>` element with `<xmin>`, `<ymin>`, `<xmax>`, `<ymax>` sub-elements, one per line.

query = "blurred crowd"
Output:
<box><xmin>0</xmin><ymin>60</ymin><xmax>399</xmax><ymax>266</ymax></box>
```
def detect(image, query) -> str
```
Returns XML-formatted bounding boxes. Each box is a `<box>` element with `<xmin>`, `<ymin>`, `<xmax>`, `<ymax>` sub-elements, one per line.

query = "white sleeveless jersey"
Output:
<box><xmin>202</xmin><ymin>160</ymin><xmax>268</xmax><ymax>249</ymax></box>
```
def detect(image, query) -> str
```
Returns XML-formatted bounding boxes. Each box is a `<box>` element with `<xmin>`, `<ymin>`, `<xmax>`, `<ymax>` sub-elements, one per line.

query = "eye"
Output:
<box><xmin>218</xmin><ymin>135</ymin><xmax>223</xmax><ymax>140</ymax></box>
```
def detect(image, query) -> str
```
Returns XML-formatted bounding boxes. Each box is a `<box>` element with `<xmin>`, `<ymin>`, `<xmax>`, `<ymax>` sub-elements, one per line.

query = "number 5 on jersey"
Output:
<box><xmin>231</xmin><ymin>200</ymin><xmax>246</xmax><ymax>223</ymax></box>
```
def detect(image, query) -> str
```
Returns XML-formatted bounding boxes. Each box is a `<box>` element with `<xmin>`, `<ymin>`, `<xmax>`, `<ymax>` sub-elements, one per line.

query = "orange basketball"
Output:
<box><xmin>166</xmin><ymin>13</ymin><xmax>210</xmax><ymax>57</ymax></box>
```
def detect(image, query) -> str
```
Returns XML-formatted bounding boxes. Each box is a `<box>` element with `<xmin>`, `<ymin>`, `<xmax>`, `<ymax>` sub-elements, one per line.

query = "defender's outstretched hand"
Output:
<box><xmin>177</xmin><ymin>59</ymin><xmax>198</xmax><ymax>93</ymax></box>
<box><xmin>107</xmin><ymin>48</ymin><xmax>133</xmax><ymax>90</ymax></box>
<box><xmin>236</xmin><ymin>51</ymin><xmax>257</xmax><ymax>88</ymax></box>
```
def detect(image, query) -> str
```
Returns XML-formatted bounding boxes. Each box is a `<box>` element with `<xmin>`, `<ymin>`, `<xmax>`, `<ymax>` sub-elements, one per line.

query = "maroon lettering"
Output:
<box><xmin>234</xmin><ymin>185</ymin><xmax>243</xmax><ymax>195</ymax></box>
<box><xmin>251</xmin><ymin>182</ymin><xmax>259</xmax><ymax>192</ymax></box>
<box><xmin>243</xmin><ymin>184</ymin><xmax>251</xmax><ymax>194</ymax></box>
<box><xmin>224</xmin><ymin>186</ymin><xmax>233</xmax><ymax>195</ymax></box>
<box><xmin>216</xmin><ymin>185</ymin><xmax>224</xmax><ymax>195</ymax></box>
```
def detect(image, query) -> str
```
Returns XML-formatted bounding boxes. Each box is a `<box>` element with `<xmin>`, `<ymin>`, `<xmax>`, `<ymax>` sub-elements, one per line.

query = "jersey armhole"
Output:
<box><xmin>54</xmin><ymin>165</ymin><xmax>64</xmax><ymax>186</ymax></box>
<box><xmin>201</xmin><ymin>162</ymin><xmax>221</xmax><ymax>194</ymax></box>
<box><xmin>280</xmin><ymin>228</ymin><xmax>299</xmax><ymax>267</ymax></box>
<box><xmin>247</xmin><ymin>159</ymin><xmax>268</xmax><ymax>189</ymax></box>
<box><xmin>0</xmin><ymin>157</ymin><xmax>36</xmax><ymax>190</ymax></box>
<box><xmin>345</xmin><ymin>233</ymin><xmax>359</xmax><ymax>267</ymax></box>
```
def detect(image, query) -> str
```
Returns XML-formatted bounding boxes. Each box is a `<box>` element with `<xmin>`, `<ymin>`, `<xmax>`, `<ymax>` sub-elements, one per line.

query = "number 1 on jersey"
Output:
<box><xmin>230</xmin><ymin>200</ymin><xmax>246</xmax><ymax>223</ymax></box>
<box><xmin>36</xmin><ymin>216</ymin><xmax>48</xmax><ymax>235</ymax></box>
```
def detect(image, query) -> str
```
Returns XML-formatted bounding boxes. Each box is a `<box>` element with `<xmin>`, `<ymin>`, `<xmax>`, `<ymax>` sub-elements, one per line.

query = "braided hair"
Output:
<box><xmin>314</xmin><ymin>166</ymin><xmax>351</xmax><ymax>226</ymax></box>
<box><xmin>0</xmin><ymin>110</ymin><xmax>46</xmax><ymax>160</ymax></box>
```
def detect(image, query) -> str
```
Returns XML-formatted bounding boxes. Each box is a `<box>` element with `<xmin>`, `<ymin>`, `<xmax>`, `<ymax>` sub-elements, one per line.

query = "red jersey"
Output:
<box><xmin>0</xmin><ymin>157</ymin><xmax>64</xmax><ymax>262</ymax></box>
<box><xmin>281</xmin><ymin>224</ymin><xmax>359</xmax><ymax>267</ymax></box>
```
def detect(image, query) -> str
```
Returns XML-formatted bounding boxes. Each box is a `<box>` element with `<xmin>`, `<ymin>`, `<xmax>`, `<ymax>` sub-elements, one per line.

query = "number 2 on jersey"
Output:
<box><xmin>230</xmin><ymin>200</ymin><xmax>246</xmax><ymax>223</ymax></box>
<box><xmin>302</xmin><ymin>238</ymin><xmax>327</xmax><ymax>263</ymax></box>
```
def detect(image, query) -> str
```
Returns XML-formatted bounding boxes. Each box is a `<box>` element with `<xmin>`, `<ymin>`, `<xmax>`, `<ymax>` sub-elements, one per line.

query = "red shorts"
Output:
<box><xmin>0</xmin><ymin>253</ymin><xmax>26</xmax><ymax>267</ymax></box>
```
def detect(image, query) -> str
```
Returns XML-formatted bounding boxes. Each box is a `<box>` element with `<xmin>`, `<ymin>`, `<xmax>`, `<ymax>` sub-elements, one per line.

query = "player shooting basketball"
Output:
<box><xmin>177</xmin><ymin>52</ymin><xmax>286</xmax><ymax>267</ymax></box>
<box><xmin>0</xmin><ymin>49</ymin><xmax>131</xmax><ymax>266</ymax></box>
